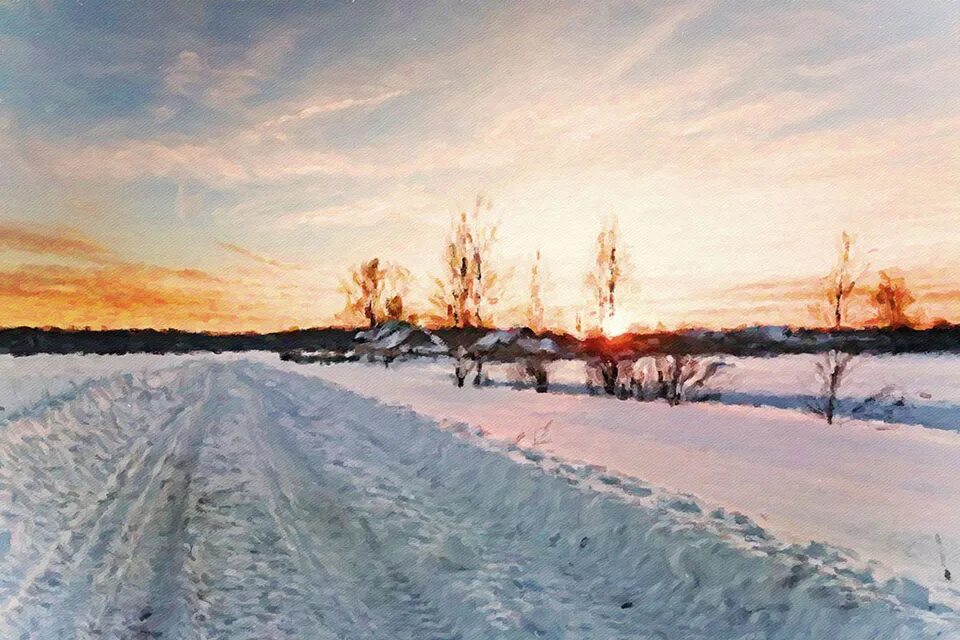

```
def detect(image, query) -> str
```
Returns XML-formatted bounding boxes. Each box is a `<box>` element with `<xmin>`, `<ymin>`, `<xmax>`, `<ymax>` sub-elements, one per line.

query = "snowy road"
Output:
<box><xmin>0</xmin><ymin>360</ymin><xmax>956</xmax><ymax>638</ymax></box>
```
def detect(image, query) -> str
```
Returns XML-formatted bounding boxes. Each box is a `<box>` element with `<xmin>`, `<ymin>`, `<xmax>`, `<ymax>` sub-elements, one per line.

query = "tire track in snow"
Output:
<box><xmin>243</xmin><ymin>364</ymin><xmax>669</xmax><ymax>637</ymax></box>
<box><xmin>0</xmin><ymin>372</ymin><xmax>207</xmax><ymax>637</ymax></box>
<box><xmin>235</xmin><ymin>366</ymin><xmax>463</xmax><ymax>640</ymax></box>
<box><xmin>207</xmin><ymin>370</ymin><xmax>364</xmax><ymax>639</ymax></box>
<box><xmin>83</xmin><ymin>368</ymin><xmax>213</xmax><ymax>639</ymax></box>
<box><xmin>244</xmin><ymin>365</ymin><xmax>625</xmax><ymax>636</ymax></box>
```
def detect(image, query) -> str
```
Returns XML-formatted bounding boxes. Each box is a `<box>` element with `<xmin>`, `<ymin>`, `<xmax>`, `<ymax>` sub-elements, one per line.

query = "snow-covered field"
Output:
<box><xmin>467</xmin><ymin>353</ymin><xmax>960</xmax><ymax>431</ymax></box>
<box><xmin>0</xmin><ymin>354</ymin><xmax>958</xmax><ymax>638</ymax></box>
<box><xmin>301</xmin><ymin>358</ymin><xmax>960</xmax><ymax>608</ymax></box>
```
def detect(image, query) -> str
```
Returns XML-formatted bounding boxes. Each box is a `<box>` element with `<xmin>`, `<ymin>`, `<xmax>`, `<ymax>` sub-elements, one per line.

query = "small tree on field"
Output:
<box><xmin>655</xmin><ymin>355</ymin><xmax>727</xmax><ymax>405</ymax></box>
<box><xmin>579</xmin><ymin>220</ymin><xmax>629</xmax><ymax>392</ymax></box>
<box><xmin>520</xmin><ymin>356</ymin><xmax>551</xmax><ymax>393</ymax></box>
<box><xmin>625</xmin><ymin>355</ymin><xmax>726</xmax><ymax>404</ymax></box>
<box><xmin>807</xmin><ymin>232</ymin><xmax>866</xmax><ymax>423</ymax></box>
<box><xmin>431</xmin><ymin>195</ymin><xmax>501</xmax><ymax>327</ymax></box>
<box><xmin>808</xmin><ymin>350</ymin><xmax>854</xmax><ymax>425</ymax></box>
<box><xmin>338</xmin><ymin>258</ymin><xmax>409</xmax><ymax>327</ymax></box>
<box><xmin>585</xmin><ymin>356</ymin><xmax>622</xmax><ymax>396</ymax></box>
<box><xmin>872</xmin><ymin>270</ymin><xmax>917</xmax><ymax>329</ymax></box>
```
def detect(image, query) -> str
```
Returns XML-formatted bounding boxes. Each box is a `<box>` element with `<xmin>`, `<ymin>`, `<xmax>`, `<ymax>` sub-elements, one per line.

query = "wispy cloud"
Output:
<box><xmin>22</xmin><ymin>135</ymin><xmax>412</xmax><ymax>187</ymax></box>
<box><xmin>164</xmin><ymin>50</ymin><xmax>259</xmax><ymax>107</ymax></box>
<box><xmin>218</xmin><ymin>241</ymin><xmax>297</xmax><ymax>270</ymax></box>
<box><xmin>258</xmin><ymin>89</ymin><xmax>409</xmax><ymax>130</ymax></box>
<box><xmin>269</xmin><ymin>183</ymin><xmax>440</xmax><ymax>229</ymax></box>
<box><xmin>600</xmin><ymin>1</ymin><xmax>712</xmax><ymax>82</ymax></box>
<box><xmin>793</xmin><ymin>39</ymin><xmax>928</xmax><ymax>78</ymax></box>
<box><xmin>0</xmin><ymin>222</ymin><xmax>117</xmax><ymax>264</ymax></box>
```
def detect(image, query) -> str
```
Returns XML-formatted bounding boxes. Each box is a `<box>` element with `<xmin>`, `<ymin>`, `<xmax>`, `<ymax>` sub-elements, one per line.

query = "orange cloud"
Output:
<box><xmin>0</xmin><ymin>222</ymin><xmax>117</xmax><ymax>263</ymax></box>
<box><xmin>0</xmin><ymin>262</ymin><xmax>293</xmax><ymax>331</ymax></box>
<box><xmin>0</xmin><ymin>215</ymin><xmax>345</xmax><ymax>329</ymax></box>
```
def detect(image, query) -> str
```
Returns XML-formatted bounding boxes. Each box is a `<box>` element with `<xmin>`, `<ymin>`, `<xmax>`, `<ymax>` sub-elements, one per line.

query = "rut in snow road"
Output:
<box><xmin>0</xmin><ymin>360</ymin><xmax>955</xmax><ymax>640</ymax></box>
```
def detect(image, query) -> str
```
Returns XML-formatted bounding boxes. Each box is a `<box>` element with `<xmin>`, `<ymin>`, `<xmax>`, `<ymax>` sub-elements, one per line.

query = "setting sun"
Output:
<box><xmin>601</xmin><ymin>312</ymin><xmax>635</xmax><ymax>338</ymax></box>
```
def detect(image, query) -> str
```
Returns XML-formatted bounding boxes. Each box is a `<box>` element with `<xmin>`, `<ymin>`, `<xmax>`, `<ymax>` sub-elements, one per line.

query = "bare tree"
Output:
<box><xmin>470</xmin><ymin>198</ymin><xmax>500</xmax><ymax>327</ymax></box>
<box><xmin>338</xmin><ymin>258</ymin><xmax>409</xmax><ymax>328</ymax></box>
<box><xmin>808</xmin><ymin>350</ymin><xmax>854</xmax><ymax>425</ymax></box>
<box><xmin>585</xmin><ymin>220</ymin><xmax>623</xmax><ymax>330</ymax></box>
<box><xmin>432</xmin><ymin>195</ymin><xmax>500</xmax><ymax>327</ymax></box>
<box><xmin>433</xmin><ymin>211</ymin><xmax>470</xmax><ymax>327</ymax></box>
<box><xmin>872</xmin><ymin>270</ymin><xmax>917</xmax><ymax>329</ymax></box>
<box><xmin>579</xmin><ymin>220</ymin><xmax>630</xmax><ymax>394</ymax></box>
<box><xmin>820</xmin><ymin>231</ymin><xmax>866</xmax><ymax>330</ymax></box>
<box><xmin>526</xmin><ymin>250</ymin><xmax>545</xmax><ymax>332</ymax></box>
<box><xmin>339</xmin><ymin>258</ymin><xmax>385</xmax><ymax>328</ymax></box>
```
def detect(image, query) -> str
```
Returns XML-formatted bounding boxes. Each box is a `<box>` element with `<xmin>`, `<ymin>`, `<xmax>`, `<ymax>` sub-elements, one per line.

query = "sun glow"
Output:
<box><xmin>601</xmin><ymin>311</ymin><xmax>634</xmax><ymax>337</ymax></box>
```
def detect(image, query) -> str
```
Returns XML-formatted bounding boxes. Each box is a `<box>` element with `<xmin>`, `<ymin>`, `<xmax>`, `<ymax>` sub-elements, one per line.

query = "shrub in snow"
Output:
<box><xmin>517</xmin><ymin>356</ymin><xmax>551</xmax><ymax>393</ymax></box>
<box><xmin>628</xmin><ymin>355</ymin><xmax>727</xmax><ymax>404</ymax></box>
<box><xmin>580</xmin><ymin>334</ymin><xmax>636</xmax><ymax>397</ymax></box>
<box><xmin>616</xmin><ymin>358</ymin><xmax>638</xmax><ymax>399</ymax></box>
<box><xmin>629</xmin><ymin>357</ymin><xmax>658</xmax><ymax>400</ymax></box>
<box><xmin>807</xmin><ymin>350</ymin><xmax>854</xmax><ymax>425</ymax></box>
<box><xmin>585</xmin><ymin>356</ymin><xmax>620</xmax><ymax>396</ymax></box>
<box><xmin>513</xmin><ymin>421</ymin><xmax>552</xmax><ymax>449</ymax></box>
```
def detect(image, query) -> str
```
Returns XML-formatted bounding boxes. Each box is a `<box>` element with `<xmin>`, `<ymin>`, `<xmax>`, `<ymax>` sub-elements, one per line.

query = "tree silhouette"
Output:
<box><xmin>431</xmin><ymin>195</ymin><xmax>500</xmax><ymax>327</ymax></box>
<box><xmin>526</xmin><ymin>250</ymin><xmax>545</xmax><ymax>332</ymax></box>
<box><xmin>585</xmin><ymin>219</ymin><xmax>623</xmax><ymax>331</ymax></box>
<box><xmin>820</xmin><ymin>231</ymin><xmax>865</xmax><ymax>330</ymax></box>
<box><xmin>872</xmin><ymin>270</ymin><xmax>917</xmax><ymax>329</ymax></box>
<box><xmin>338</xmin><ymin>258</ymin><xmax>409</xmax><ymax>327</ymax></box>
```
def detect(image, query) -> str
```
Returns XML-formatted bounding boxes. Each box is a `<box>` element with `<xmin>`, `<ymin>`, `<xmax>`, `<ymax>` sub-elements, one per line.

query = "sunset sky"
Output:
<box><xmin>1</xmin><ymin>1</ymin><xmax>958</xmax><ymax>332</ymax></box>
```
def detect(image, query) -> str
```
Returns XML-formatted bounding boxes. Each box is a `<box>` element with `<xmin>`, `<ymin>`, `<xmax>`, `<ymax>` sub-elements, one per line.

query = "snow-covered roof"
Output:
<box><xmin>355</xmin><ymin>319</ymin><xmax>409</xmax><ymax>343</ymax></box>
<box><xmin>471</xmin><ymin>329</ymin><xmax>523</xmax><ymax>352</ymax></box>
<box><xmin>470</xmin><ymin>329</ymin><xmax>559</xmax><ymax>357</ymax></box>
<box><xmin>355</xmin><ymin>321</ymin><xmax>448</xmax><ymax>356</ymax></box>
<box><xmin>519</xmin><ymin>337</ymin><xmax>561</xmax><ymax>355</ymax></box>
